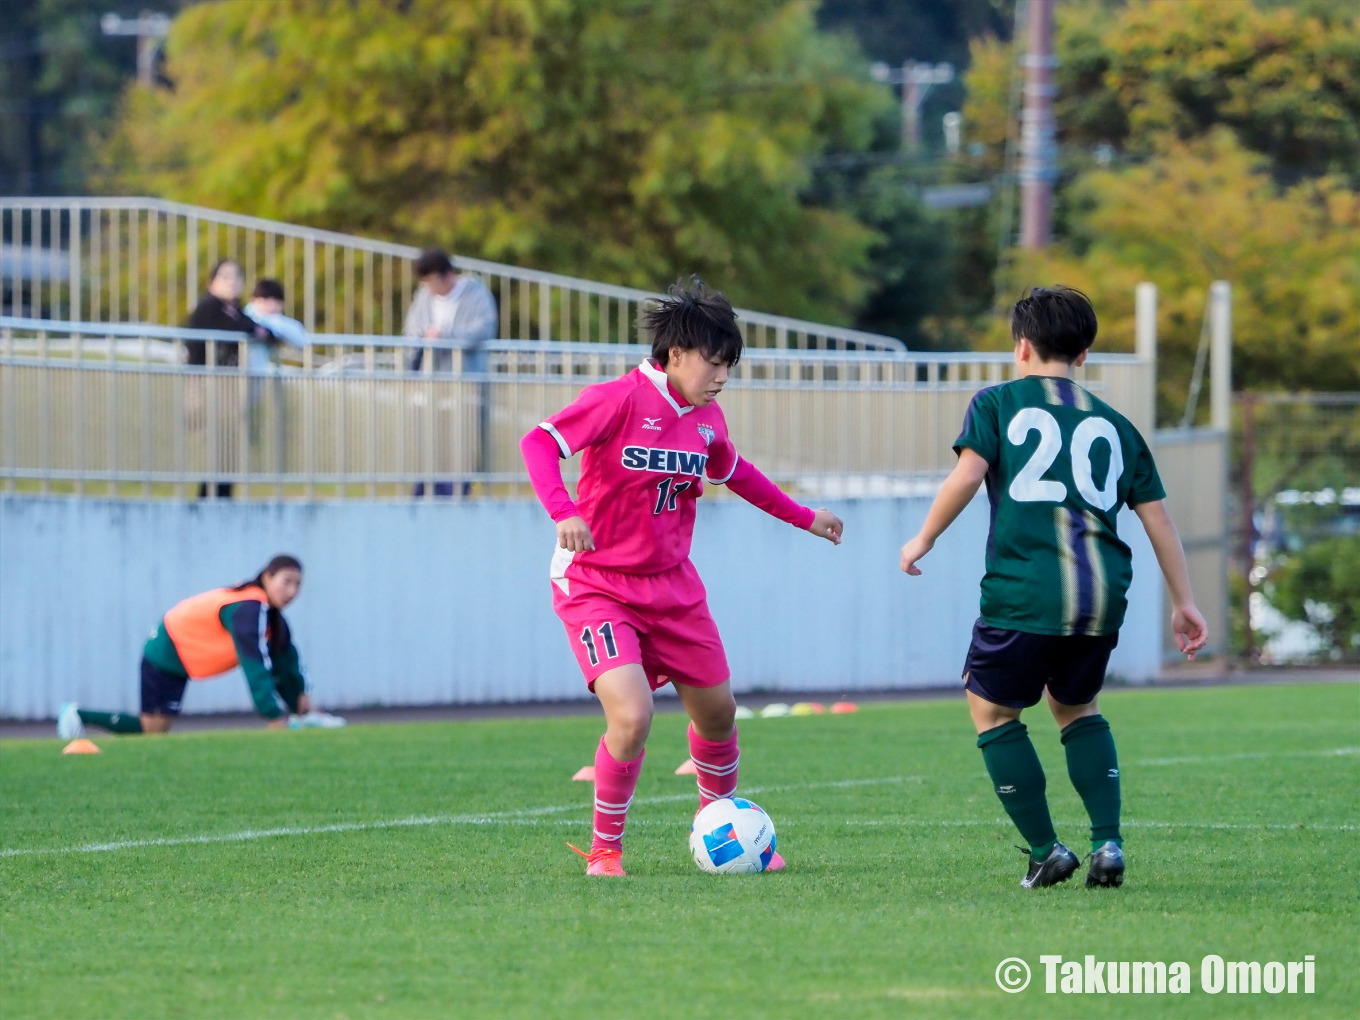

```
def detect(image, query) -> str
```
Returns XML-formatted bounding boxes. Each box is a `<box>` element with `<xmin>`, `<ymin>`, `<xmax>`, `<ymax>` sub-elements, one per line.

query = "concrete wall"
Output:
<box><xmin>0</xmin><ymin>495</ymin><xmax>1161</xmax><ymax>719</ymax></box>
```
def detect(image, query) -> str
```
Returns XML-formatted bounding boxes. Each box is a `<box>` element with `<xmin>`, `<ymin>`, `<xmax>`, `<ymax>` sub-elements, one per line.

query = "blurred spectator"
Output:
<box><xmin>185</xmin><ymin>259</ymin><xmax>272</xmax><ymax>366</ymax></box>
<box><xmin>402</xmin><ymin>250</ymin><xmax>498</xmax><ymax>372</ymax></box>
<box><xmin>184</xmin><ymin>260</ymin><xmax>273</xmax><ymax>500</ymax></box>
<box><xmin>402</xmin><ymin>250</ymin><xmax>498</xmax><ymax>497</ymax></box>
<box><xmin>243</xmin><ymin>278</ymin><xmax>307</xmax><ymax>369</ymax></box>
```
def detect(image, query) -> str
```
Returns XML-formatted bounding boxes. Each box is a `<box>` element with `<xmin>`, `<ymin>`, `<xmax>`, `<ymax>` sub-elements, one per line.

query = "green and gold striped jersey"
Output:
<box><xmin>954</xmin><ymin>375</ymin><xmax>1165</xmax><ymax>637</ymax></box>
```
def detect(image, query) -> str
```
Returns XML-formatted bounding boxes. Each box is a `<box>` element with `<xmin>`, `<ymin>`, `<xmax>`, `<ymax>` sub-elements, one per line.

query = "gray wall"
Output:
<box><xmin>0</xmin><ymin>496</ymin><xmax>1162</xmax><ymax>719</ymax></box>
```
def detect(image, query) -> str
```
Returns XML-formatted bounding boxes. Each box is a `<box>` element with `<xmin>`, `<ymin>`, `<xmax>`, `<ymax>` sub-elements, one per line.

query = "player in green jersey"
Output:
<box><xmin>899</xmin><ymin>286</ymin><xmax>1208</xmax><ymax>889</ymax></box>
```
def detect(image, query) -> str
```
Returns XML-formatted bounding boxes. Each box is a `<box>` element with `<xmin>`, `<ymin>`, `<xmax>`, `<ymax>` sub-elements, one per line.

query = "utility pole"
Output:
<box><xmin>1018</xmin><ymin>0</ymin><xmax>1057</xmax><ymax>248</ymax></box>
<box><xmin>871</xmin><ymin>61</ymin><xmax>954</xmax><ymax>154</ymax></box>
<box><xmin>101</xmin><ymin>11</ymin><xmax>171</xmax><ymax>85</ymax></box>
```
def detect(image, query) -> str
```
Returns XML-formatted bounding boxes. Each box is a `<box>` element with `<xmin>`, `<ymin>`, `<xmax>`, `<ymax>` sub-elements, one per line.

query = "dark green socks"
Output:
<box><xmin>1061</xmin><ymin>714</ymin><xmax>1122</xmax><ymax>852</ymax></box>
<box><xmin>978</xmin><ymin>720</ymin><xmax>1057</xmax><ymax>862</ymax></box>
<box><xmin>76</xmin><ymin>709</ymin><xmax>144</xmax><ymax>735</ymax></box>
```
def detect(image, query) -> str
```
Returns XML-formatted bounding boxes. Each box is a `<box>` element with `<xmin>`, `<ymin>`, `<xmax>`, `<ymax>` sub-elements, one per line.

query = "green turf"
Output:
<box><xmin>2</xmin><ymin>683</ymin><xmax>1356</xmax><ymax>1019</ymax></box>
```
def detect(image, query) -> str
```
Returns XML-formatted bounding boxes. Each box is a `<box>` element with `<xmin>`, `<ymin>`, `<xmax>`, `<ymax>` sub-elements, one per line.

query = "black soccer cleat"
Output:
<box><xmin>1019</xmin><ymin>842</ymin><xmax>1080</xmax><ymax>889</ymax></box>
<box><xmin>1085</xmin><ymin>841</ymin><xmax>1126</xmax><ymax>888</ymax></box>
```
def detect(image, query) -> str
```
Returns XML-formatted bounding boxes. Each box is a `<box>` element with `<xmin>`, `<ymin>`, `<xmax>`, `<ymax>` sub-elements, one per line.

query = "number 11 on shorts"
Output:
<box><xmin>579</xmin><ymin>622</ymin><xmax>620</xmax><ymax>667</ymax></box>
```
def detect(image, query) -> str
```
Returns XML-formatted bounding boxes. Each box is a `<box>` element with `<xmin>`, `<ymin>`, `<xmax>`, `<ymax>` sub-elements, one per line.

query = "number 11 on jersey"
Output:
<box><xmin>653</xmin><ymin>477</ymin><xmax>691</xmax><ymax>514</ymax></box>
<box><xmin>579</xmin><ymin>622</ymin><xmax>619</xmax><ymax>667</ymax></box>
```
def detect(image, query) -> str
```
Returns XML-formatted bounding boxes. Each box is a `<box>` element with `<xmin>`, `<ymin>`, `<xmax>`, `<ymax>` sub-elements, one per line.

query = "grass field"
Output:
<box><xmin>2</xmin><ymin>683</ymin><xmax>1356</xmax><ymax>1019</ymax></box>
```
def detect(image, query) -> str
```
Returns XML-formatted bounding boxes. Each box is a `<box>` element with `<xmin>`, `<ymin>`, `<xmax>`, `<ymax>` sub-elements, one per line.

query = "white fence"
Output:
<box><xmin>0</xmin><ymin>197</ymin><xmax>904</xmax><ymax>352</ymax></box>
<box><xmin>0</xmin><ymin>494</ymin><xmax>1165</xmax><ymax>719</ymax></box>
<box><xmin>0</xmin><ymin>316</ymin><xmax>1153</xmax><ymax>498</ymax></box>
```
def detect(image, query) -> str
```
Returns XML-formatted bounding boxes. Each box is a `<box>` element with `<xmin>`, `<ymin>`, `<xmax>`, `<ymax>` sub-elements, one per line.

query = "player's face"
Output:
<box><xmin>666</xmin><ymin>347</ymin><xmax>730</xmax><ymax>407</ymax></box>
<box><xmin>262</xmin><ymin>568</ymin><xmax>303</xmax><ymax>609</ymax></box>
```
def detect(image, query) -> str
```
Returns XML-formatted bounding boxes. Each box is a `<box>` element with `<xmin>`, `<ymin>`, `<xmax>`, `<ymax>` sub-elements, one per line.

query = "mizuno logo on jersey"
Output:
<box><xmin>621</xmin><ymin>446</ymin><xmax>709</xmax><ymax>476</ymax></box>
<box><xmin>641</xmin><ymin>417</ymin><xmax>663</xmax><ymax>431</ymax></box>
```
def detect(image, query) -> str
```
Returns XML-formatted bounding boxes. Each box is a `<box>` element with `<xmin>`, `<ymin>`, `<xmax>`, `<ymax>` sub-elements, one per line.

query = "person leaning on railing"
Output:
<box><xmin>184</xmin><ymin>259</ymin><xmax>277</xmax><ymax>499</ymax></box>
<box><xmin>403</xmin><ymin>249</ymin><xmax>499</xmax><ymax>496</ymax></box>
<box><xmin>56</xmin><ymin>555</ymin><xmax>344</xmax><ymax>738</ymax></box>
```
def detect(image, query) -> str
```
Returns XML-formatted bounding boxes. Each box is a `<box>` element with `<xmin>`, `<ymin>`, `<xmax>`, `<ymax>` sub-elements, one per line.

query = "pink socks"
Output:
<box><xmin>591</xmin><ymin>737</ymin><xmax>645</xmax><ymax>853</ymax></box>
<box><xmin>688</xmin><ymin>723</ymin><xmax>740</xmax><ymax>808</ymax></box>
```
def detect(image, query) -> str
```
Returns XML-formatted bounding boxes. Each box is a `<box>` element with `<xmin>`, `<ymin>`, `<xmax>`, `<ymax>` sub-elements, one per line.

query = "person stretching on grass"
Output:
<box><xmin>899</xmin><ymin>286</ymin><xmax>1208</xmax><ymax>890</ymax></box>
<box><xmin>58</xmin><ymin>555</ymin><xmax>343</xmax><ymax>737</ymax></box>
<box><xmin>520</xmin><ymin>278</ymin><xmax>844</xmax><ymax>877</ymax></box>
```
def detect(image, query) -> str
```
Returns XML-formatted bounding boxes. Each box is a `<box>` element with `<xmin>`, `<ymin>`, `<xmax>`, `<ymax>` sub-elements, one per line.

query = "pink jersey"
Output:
<box><xmin>537</xmin><ymin>360</ymin><xmax>740</xmax><ymax>576</ymax></box>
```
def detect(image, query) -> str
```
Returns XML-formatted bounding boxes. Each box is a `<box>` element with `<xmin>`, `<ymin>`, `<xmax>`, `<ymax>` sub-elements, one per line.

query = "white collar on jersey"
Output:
<box><xmin>637</xmin><ymin>359</ymin><xmax>695</xmax><ymax>417</ymax></box>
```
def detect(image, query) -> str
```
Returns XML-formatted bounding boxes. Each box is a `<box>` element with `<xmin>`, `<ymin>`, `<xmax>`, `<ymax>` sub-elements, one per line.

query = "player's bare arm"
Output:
<box><xmin>555</xmin><ymin>514</ymin><xmax>595</xmax><ymax>552</ymax></box>
<box><xmin>808</xmin><ymin>509</ymin><xmax>844</xmax><ymax>545</ymax></box>
<box><xmin>1133</xmin><ymin>499</ymin><xmax>1209</xmax><ymax>660</ymax></box>
<box><xmin>900</xmin><ymin>447</ymin><xmax>989</xmax><ymax>575</ymax></box>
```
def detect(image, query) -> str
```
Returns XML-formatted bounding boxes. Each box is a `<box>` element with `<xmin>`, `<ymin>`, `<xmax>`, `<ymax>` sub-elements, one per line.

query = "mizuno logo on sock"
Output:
<box><xmin>1108</xmin><ymin>768</ymin><xmax>1119</xmax><ymax>777</ymax></box>
<box><xmin>998</xmin><ymin>785</ymin><xmax>1016</xmax><ymax>793</ymax></box>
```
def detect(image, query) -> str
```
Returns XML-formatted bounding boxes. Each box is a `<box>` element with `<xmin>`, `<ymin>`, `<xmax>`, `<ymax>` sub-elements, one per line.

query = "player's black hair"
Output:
<box><xmin>643</xmin><ymin>277</ymin><xmax>743</xmax><ymax>367</ymax></box>
<box><xmin>413</xmin><ymin>249</ymin><xmax>455</xmax><ymax>279</ymax></box>
<box><xmin>1010</xmin><ymin>286</ymin><xmax>1098</xmax><ymax>363</ymax></box>
<box><xmin>252</xmin><ymin>278</ymin><xmax>285</xmax><ymax>301</ymax></box>
<box><xmin>234</xmin><ymin>554</ymin><xmax>303</xmax><ymax>656</ymax></box>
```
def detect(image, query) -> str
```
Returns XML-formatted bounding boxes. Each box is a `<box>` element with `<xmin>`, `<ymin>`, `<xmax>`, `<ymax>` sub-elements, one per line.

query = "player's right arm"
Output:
<box><xmin>899</xmin><ymin>448</ymin><xmax>990</xmax><ymax>575</ymax></box>
<box><xmin>520</xmin><ymin>380</ymin><xmax>631</xmax><ymax>552</ymax></box>
<box><xmin>1133</xmin><ymin>499</ymin><xmax>1208</xmax><ymax>659</ymax></box>
<box><xmin>901</xmin><ymin>388</ymin><xmax>998</xmax><ymax>575</ymax></box>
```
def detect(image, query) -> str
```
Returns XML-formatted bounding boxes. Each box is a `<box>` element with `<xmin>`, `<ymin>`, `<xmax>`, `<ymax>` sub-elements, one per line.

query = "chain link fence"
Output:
<box><xmin>1236</xmin><ymin>393</ymin><xmax>1360</xmax><ymax>663</ymax></box>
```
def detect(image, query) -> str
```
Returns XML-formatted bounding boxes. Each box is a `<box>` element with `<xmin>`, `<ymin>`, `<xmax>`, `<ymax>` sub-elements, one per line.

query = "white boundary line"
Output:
<box><xmin>1134</xmin><ymin>747</ymin><xmax>1359</xmax><ymax>767</ymax></box>
<box><xmin>0</xmin><ymin>775</ymin><xmax>920</xmax><ymax>859</ymax></box>
<box><xmin>843</xmin><ymin>818</ymin><xmax>1360</xmax><ymax>832</ymax></box>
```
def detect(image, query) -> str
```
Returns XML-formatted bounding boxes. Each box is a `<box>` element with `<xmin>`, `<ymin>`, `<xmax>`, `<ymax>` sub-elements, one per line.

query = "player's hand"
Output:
<box><xmin>807</xmin><ymin>509</ymin><xmax>843</xmax><ymax>545</ymax></box>
<box><xmin>1172</xmin><ymin>603</ymin><xmax>1208</xmax><ymax>660</ymax></box>
<box><xmin>556</xmin><ymin>515</ymin><xmax>595</xmax><ymax>553</ymax></box>
<box><xmin>899</xmin><ymin>534</ymin><xmax>933</xmax><ymax>575</ymax></box>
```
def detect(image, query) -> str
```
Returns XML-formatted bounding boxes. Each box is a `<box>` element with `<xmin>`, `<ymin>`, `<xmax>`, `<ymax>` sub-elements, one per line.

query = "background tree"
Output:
<box><xmin>103</xmin><ymin>0</ymin><xmax>893</xmax><ymax>326</ymax></box>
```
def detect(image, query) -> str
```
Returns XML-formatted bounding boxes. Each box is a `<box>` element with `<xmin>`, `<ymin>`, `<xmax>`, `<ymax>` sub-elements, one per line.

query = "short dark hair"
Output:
<box><xmin>252</xmin><ymin>278</ymin><xmax>285</xmax><ymax>301</ymax></box>
<box><xmin>413</xmin><ymin>249</ymin><xmax>455</xmax><ymax>279</ymax></box>
<box><xmin>1010</xmin><ymin>286</ymin><xmax>1098</xmax><ymax>363</ymax></box>
<box><xmin>642</xmin><ymin>277</ymin><xmax>743</xmax><ymax>367</ymax></box>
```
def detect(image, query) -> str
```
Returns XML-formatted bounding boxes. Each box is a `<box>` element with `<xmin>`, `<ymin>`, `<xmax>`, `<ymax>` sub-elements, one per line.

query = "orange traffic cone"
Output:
<box><xmin>62</xmin><ymin>738</ymin><xmax>101</xmax><ymax>754</ymax></box>
<box><xmin>571</xmin><ymin>765</ymin><xmax>596</xmax><ymax>782</ymax></box>
<box><xmin>674</xmin><ymin>758</ymin><xmax>698</xmax><ymax>775</ymax></box>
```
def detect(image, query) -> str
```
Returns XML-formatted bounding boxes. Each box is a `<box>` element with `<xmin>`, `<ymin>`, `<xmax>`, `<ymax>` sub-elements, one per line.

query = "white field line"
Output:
<box><xmin>0</xmin><ymin>774</ymin><xmax>920</xmax><ymax>859</ymax></box>
<box><xmin>844</xmin><ymin>819</ymin><xmax>1360</xmax><ymax>832</ymax></box>
<box><xmin>1134</xmin><ymin>746</ymin><xmax>1359</xmax><ymax>767</ymax></box>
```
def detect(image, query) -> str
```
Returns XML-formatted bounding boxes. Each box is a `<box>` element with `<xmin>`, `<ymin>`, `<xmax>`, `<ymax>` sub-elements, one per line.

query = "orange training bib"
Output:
<box><xmin>162</xmin><ymin>586</ymin><xmax>268</xmax><ymax>679</ymax></box>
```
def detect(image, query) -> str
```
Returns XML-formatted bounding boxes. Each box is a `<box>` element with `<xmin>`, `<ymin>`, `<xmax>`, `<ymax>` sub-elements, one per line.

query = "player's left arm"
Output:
<box><xmin>224</xmin><ymin>602</ymin><xmax>289</xmax><ymax>724</ymax></box>
<box><xmin>899</xmin><ymin>448</ymin><xmax>989</xmax><ymax>575</ymax></box>
<box><xmin>1133</xmin><ymin>499</ymin><xmax>1208</xmax><ymax>660</ymax></box>
<box><xmin>721</xmin><ymin>457</ymin><xmax>842</xmax><ymax>545</ymax></box>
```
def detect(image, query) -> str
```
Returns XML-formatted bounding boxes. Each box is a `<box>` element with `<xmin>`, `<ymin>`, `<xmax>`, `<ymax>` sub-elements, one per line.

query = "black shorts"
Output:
<box><xmin>962</xmin><ymin>619</ymin><xmax>1119</xmax><ymax>710</ymax></box>
<box><xmin>140</xmin><ymin>657</ymin><xmax>189</xmax><ymax>716</ymax></box>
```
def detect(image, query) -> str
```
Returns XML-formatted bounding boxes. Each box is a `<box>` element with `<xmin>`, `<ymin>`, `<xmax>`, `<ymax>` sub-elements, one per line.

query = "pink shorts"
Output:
<box><xmin>552</xmin><ymin>558</ymin><xmax>730</xmax><ymax>692</ymax></box>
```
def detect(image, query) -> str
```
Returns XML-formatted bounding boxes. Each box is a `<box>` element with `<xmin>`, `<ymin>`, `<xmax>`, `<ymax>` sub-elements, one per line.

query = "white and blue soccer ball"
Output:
<box><xmin>689</xmin><ymin>797</ymin><xmax>777</xmax><ymax>874</ymax></box>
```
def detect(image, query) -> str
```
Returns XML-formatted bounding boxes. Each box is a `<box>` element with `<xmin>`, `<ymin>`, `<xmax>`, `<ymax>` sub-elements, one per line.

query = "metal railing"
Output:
<box><xmin>0</xmin><ymin>197</ymin><xmax>905</xmax><ymax>352</ymax></box>
<box><xmin>1</xmin><ymin>316</ymin><xmax>1152</xmax><ymax>499</ymax></box>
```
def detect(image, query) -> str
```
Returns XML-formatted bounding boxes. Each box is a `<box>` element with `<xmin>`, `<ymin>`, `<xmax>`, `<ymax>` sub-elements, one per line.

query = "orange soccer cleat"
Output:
<box><xmin>567</xmin><ymin>842</ymin><xmax>627</xmax><ymax>877</ymax></box>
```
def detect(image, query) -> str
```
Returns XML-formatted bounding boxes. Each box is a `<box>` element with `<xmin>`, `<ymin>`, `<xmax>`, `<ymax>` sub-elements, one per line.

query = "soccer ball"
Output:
<box><xmin>689</xmin><ymin>797</ymin><xmax>777</xmax><ymax>874</ymax></box>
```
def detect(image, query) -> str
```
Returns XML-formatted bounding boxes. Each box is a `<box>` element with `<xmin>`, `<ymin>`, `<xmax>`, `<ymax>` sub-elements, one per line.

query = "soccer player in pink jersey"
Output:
<box><xmin>520</xmin><ymin>279</ymin><xmax>844</xmax><ymax>877</ymax></box>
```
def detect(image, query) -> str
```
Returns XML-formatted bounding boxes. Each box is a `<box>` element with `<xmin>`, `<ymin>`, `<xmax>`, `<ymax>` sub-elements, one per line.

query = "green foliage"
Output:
<box><xmin>965</xmin><ymin>0</ymin><xmax>1360</xmax><ymax>182</ymax></box>
<box><xmin>1266</xmin><ymin>536</ymin><xmax>1360</xmax><ymax>661</ymax></box>
<box><xmin>103</xmin><ymin>0</ymin><xmax>893</xmax><ymax>325</ymax></box>
<box><xmin>996</xmin><ymin>131</ymin><xmax>1360</xmax><ymax>420</ymax></box>
<box><xmin>3</xmin><ymin>687</ymin><xmax>1358</xmax><ymax>1016</ymax></box>
<box><xmin>0</xmin><ymin>0</ymin><xmax>187</xmax><ymax>194</ymax></box>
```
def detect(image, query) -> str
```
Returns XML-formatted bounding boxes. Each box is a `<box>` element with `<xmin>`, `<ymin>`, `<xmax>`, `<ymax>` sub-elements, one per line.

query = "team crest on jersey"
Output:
<box><xmin>696</xmin><ymin>423</ymin><xmax>715</xmax><ymax>446</ymax></box>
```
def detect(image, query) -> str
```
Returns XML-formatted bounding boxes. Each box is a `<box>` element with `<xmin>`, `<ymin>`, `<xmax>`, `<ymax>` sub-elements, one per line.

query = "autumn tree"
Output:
<box><xmin>102</xmin><ymin>0</ymin><xmax>894</xmax><ymax>326</ymax></box>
